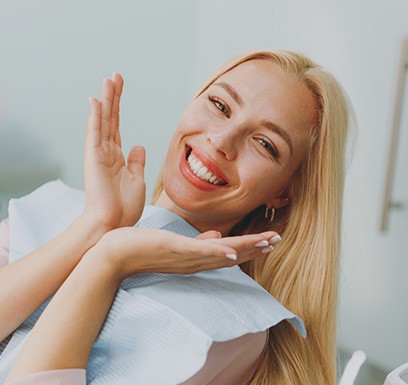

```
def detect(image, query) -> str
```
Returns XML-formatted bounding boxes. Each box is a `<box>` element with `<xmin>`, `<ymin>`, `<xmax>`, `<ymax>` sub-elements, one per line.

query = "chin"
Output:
<box><xmin>163</xmin><ymin>181</ymin><xmax>204</xmax><ymax>213</ymax></box>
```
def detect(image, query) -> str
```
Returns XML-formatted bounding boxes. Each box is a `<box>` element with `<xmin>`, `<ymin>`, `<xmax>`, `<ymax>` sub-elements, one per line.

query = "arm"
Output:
<box><xmin>0</xmin><ymin>214</ymin><xmax>107</xmax><ymax>343</ymax></box>
<box><xmin>5</xmin><ymin>227</ymin><xmax>278</xmax><ymax>383</ymax></box>
<box><xmin>0</xmin><ymin>73</ymin><xmax>146</xmax><ymax>342</ymax></box>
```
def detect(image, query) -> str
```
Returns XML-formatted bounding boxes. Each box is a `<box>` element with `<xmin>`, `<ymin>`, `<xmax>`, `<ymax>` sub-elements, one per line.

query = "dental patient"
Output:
<box><xmin>0</xmin><ymin>49</ymin><xmax>351</xmax><ymax>385</ymax></box>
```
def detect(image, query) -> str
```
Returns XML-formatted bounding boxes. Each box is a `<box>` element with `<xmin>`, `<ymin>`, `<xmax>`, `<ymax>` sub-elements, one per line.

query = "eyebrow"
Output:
<box><xmin>212</xmin><ymin>81</ymin><xmax>294</xmax><ymax>155</ymax></box>
<box><xmin>213</xmin><ymin>82</ymin><xmax>244</xmax><ymax>106</ymax></box>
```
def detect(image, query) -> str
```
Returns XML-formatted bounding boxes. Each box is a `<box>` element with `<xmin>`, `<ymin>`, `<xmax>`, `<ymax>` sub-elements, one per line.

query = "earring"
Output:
<box><xmin>265</xmin><ymin>206</ymin><xmax>275</xmax><ymax>223</ymax></box>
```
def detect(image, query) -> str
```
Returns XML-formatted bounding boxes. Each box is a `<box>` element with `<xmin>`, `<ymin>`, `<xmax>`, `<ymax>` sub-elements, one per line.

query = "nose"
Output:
<box><xmin>206</xmin><ymin>126</ymin><xmax>240</xmax><ymax>161</ymax></box>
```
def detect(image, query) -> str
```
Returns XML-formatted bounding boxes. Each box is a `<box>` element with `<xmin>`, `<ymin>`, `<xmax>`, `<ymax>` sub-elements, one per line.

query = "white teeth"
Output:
<box><xmin>197</xmin><ymin>166</ymin><xmax>208</xmax><ymax>177</ymax></box>
<box><xmin>187</xmin><ymin>151</ymin><xmax>223</xmax><ymax>185</ymax></box>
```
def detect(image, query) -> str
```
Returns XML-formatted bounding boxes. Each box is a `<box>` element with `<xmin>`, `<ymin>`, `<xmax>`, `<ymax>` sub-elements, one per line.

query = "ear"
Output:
<box><xmin>268</xmin><ymin>195</ymin><xmax>290</xmax><ymax>210</ymax></box>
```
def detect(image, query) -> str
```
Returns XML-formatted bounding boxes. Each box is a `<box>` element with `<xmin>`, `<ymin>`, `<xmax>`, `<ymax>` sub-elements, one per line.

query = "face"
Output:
<box><xmin>155</xmin><ymin>60</ymin><xmax>318</xmax><ymax>234</ymax></box>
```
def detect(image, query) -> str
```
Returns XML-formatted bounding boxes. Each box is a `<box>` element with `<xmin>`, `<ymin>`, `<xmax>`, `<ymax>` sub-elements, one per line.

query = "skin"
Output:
<box><xmin>0</xmin><ymin>75</ymin><xmax>145</xmax><ymax>345</ymax></box>
<box><xmin>3</xmin><ymin>63</ymin><xmax>318</xmax><ymax>382</ymax></box>
<box><xmin>155</xmin><ymin>60</ymin><xmax>318</xmax><ymax>235</ymax></box>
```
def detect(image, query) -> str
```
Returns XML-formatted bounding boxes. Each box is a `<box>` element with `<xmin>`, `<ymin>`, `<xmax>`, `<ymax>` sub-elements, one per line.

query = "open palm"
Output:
<box><xmin>84</xmin><ymin>73</ymin><xmax>146</xmax><ymax>229</ymax></box>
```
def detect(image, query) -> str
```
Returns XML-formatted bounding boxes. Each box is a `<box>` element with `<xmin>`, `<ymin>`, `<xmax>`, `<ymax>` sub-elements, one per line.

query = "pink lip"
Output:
<box><xmin>178</xmin><ymin>145</ymin><xmax>229</xmax><ymax>191</ymax></box>
<box><xmin>187</xmin><ymin>146</ymin><xmax>229</xmax><ymax>184</ymax></box>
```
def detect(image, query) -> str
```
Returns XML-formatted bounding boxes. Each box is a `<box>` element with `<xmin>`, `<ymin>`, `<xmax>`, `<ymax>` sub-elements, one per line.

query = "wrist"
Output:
<box><xmin>74</xmin><ymin>213</ymin><xmax>113</xmax><ymax>244</ymax></box>
<box><xmin>82</xmin><ymin>244</ymin><xmax>123</xmax><ymax>288</ymax></box>
<box><xmin>92</xmin><ymin>228</ymin><xmax>150</xmax><ymax>281</ymax></box>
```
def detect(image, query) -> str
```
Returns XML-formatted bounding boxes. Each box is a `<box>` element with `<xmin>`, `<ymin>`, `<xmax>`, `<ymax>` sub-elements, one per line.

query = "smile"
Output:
<box><xmin>187</xmin><ymin>151</ymin><xmax>224</xmax><ymax>185</ymax></box>
<box><xmin>180</xmin><ymin>146</ymin><xmax>228</xmax><ymax>190</ymax></box>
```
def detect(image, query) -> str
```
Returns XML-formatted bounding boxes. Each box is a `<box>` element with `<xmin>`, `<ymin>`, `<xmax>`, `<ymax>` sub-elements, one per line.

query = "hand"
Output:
<box><xmin>84</xmin><ymin>73</ymin><xmax>146</xmax><ymax>230</ymax></box>
<box><xmin>95</xmin><ymin>227</ymin><xmax>280</xmax><ymax>280</ymax></box>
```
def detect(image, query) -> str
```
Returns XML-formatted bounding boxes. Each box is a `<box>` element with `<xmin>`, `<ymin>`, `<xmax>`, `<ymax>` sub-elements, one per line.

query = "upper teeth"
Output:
<box><xmin>187</xmin><ymin>152</ymin><xmax>221</xmax><ymax>185</ymax></box>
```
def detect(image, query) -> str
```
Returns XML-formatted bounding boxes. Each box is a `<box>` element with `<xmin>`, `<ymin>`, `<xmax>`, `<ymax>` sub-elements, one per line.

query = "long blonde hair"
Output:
<box><xmin>152</xmin><ymin>50</ymin><xmax>351</xmax><ymax>384</ymax></box>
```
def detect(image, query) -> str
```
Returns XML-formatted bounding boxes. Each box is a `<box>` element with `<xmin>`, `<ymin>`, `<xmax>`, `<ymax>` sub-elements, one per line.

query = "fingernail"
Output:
<box><xmin>261</xmin><ymin>246</ymin><xmax>273</xmax><ymax>253</ymax></box>
<box><xmin>255</xmin><ymin>240</ymin><xmax>269</xmax><ymax>247</ymax></box>
<box><xmin>269</xmin><ymin>235</ymin><xmax>282</xmax><ymax>244</ymax></box>
<box><xmin>225</xmin><ymin>253</ymin><xmax>237</xmax><ymax>261</ymax></box>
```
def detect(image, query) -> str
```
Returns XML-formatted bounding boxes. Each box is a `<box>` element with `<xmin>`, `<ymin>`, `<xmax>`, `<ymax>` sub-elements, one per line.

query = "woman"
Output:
<box><xmin>0</xmin><ymin>50</ymin><xmax>351</xmax><ymax>384</ymax></box>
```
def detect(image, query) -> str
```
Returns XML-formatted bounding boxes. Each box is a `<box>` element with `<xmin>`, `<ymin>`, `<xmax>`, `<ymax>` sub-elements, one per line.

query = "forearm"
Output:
<box><xmin>0</xmin><ymin>214</ymin><xmax>108</xmax><ymax>342</ymax></box>
<box><xmin>5</xmin><ymin>246</ymin><xmax>120</xmax><ymax>383</ymax></box>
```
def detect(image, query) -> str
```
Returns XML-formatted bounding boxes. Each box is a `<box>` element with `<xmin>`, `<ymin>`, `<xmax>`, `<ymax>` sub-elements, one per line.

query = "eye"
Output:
<box><xmin>256</xmin><ymin>138</ymin><xmax>279</xmax><ymax>159</ymax></box>
<box><xmin>208</xmin><ymin>96</ymin><xmax>230</xmax><ymax>117</ymax></box>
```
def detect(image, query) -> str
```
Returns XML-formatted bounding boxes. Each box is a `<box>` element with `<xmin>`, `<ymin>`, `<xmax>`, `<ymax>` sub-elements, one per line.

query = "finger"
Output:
<box><xmin>127</xmin><ymin>145</ymin><xmax>146</xmax><ymax>178</ymax></box>
<box><xmin>237</xmin><ymin>249</ymin><xmax>270</xmax><ymax>265</ymax></box>
<box><xmin>111</xmin><ymin>72</ymin><xmax>124</xmax><ymax>143</ymax></box>
<box><xmin>100</xmin><ymin>78</ymin><xmax>115</xmax><ymax>140</ymax></box>
<box><xmin>211</xmin><ymin>231</ymin><xmax>279</xmax><ymax>251</ymax></box>
<box><xmin>195</xmin><ymin>230</ymin><xmax>222</xmax><ymax>240</ymax></box>
<box><xmin>85</xmin><ymin>97</ymin><xmax>101</xmax><ymax>147</ymax></box>
<box><xmin>184</xmin><ymin>237</ymin><xmax>238</xmax><ymax>262</ymax></box>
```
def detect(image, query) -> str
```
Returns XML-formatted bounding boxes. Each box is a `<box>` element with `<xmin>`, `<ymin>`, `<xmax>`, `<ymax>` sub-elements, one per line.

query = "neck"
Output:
<box><xmin>153</xmin><ymin>191</ymin><xmax>238</xmax><ymax>236</ymax></box>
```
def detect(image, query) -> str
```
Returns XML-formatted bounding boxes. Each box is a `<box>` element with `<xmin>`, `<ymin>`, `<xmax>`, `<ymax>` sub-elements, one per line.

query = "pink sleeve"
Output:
<box><xmin>4</xmin><ymin>369</ymin><xmax>86</xmax><ymax>385</ymax></box>
<box><xmin>180</xmin><ymin>330</ymin><xmax>268</xmax><ymax>385</ymax></box>
<box><xmin>3</xmin><ymin>334</ymin><xmax>266</xmax><ymax>385</ymax></box>
<box><xmin>0</xmin><ymin>219</ymin><xmax>10</xmax><ymax>267</ymax></box>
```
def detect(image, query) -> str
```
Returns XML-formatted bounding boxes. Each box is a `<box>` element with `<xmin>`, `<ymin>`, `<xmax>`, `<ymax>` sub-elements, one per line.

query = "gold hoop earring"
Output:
<box><xmin>265</xmin><ymin>206</ymin><xmax>275</xmax><ymax>223</ymax></box>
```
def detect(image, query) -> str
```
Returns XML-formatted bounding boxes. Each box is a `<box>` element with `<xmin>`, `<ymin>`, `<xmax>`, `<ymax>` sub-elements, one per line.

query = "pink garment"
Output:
<box><xmin>0</xmin><ymin>219</ymin><xmax>267</xmax><ymax>385</ymax></box>
<box><xmin>4</xmin><ymin>369</ymin><xmax>86</xmax><ymax>385</ymax></box>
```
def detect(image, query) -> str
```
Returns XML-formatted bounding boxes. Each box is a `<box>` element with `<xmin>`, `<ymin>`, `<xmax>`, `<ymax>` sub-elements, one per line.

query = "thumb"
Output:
<box><xmin>127</xmin><ymin>145</ymin><xmax>146</xmax><ymax>178</ymax></box>
<box><xmin>196</xmin><ymin>230</ymin><xmax>222</xmax><ymax>240</ymax></box>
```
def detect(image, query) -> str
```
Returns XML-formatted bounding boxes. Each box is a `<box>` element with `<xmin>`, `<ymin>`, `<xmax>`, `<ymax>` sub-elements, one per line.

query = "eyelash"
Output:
<box><xmin>208</xmin><ymin>96</ymin><xmax>230</xmax><ymax>117</ymax></box>
<box><xmin>208</xmin><ymin>95</ymin><xmax>279</xmax><ymax>159</ymax></box>
<box><xmin>256</xmin><ymin>138</ymin><xmax>279</xmax><ymax>159</ymax></box>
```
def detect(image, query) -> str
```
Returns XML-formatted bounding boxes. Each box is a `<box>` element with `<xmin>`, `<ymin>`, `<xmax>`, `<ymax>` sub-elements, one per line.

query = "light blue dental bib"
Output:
<box><xmin>0</xmin><ymin>180</ymin><xmax>306</xmax><ymax>385</ymax></box>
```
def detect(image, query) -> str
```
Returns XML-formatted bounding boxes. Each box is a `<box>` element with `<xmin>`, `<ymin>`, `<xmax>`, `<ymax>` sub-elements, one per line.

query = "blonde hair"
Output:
<box><xmin>152</xmin><ymin>50</ymin><xmax>351</xmax><ymax>384</ymax></box>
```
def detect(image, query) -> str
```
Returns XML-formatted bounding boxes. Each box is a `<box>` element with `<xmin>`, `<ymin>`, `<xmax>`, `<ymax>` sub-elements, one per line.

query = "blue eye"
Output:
<box><xmin>208</xmin><ymin>96</ymin><xmax>230</xmax><ymax>117</ymax></box>
<box><xmin>256</xmin><ymin>138</ymin><xmax>279</xmax><ymax>159</ymax></box>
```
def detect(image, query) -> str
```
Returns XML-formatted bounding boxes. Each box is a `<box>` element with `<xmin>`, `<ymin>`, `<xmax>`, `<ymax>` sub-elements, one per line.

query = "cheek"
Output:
<box><xmin>240</xmin><ymin>161</ymin><xmax>272</xmax><ymax>190</ymax></box>
<box><xmin>239</xmin><ymin>159</ymin><xmax>289</xmax><ymax>197</ymax></box>
<box><xmin>177</xmin><ymin>101</ymin><xmax>216</xmax><ymax>136</ymax></box>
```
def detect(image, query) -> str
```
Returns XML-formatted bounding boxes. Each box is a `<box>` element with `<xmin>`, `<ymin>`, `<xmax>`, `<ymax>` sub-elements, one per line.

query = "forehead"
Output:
<box><xmin>212</xmin><ymin>60</ymin><xmax>318</xmax><ymax>143</ymax></box>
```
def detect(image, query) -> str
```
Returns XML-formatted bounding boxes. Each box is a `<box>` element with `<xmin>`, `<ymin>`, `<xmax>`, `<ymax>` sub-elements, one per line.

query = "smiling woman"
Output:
<box><xmin>154</xmin><ymin>59</ymin><xmax>317</xmax><ymax>235</ymax></box>
<box><xmin>0</xmin><ymin>50</ymin><xmax>351</xmax><ymax>385</ymax></box>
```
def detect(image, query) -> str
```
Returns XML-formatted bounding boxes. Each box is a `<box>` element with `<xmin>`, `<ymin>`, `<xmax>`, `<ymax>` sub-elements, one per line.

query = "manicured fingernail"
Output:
<box><xmin>255</xmin><ymin>240</ymin><xmax>269</xmax><ymax>247</ymax></box>
<box><xmin>261</xmin><ymin>246</ymin><xmax>273</xmax><ymax>253</ymax></box>
<box><xmin>269</xmin><ymin>235</ymin><xmax>282</xmax><ymax>244</ymax></box>
<box><xmin>225</xmin><ymin>253</ymin><xmax>237</xmax><ymax>261</ymax></box>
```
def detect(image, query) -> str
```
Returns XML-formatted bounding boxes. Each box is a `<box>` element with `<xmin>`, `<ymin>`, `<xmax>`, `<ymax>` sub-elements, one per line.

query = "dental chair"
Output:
<box><xmin>338</xmin><ymin>352</ymin><xmax>408</xmax><ymax>385</ymax></box>
<box><xmin>384</xmin><ymin>363</ymin><xmax>408</xmax><ymax>385</ymax></box>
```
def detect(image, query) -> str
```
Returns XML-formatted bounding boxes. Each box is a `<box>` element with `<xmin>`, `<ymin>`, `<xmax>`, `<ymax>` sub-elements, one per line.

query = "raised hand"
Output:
<box><xmin>84</xmin><ymin>73</ymin><xmax>146</xmax><ymax>230</ymax></box>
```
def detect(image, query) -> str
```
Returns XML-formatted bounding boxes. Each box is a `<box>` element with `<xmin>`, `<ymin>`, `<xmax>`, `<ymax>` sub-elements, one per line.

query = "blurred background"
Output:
<box><xmin>1</xmin><ymin>0</ymin><xmax>407</xmax><ymax>383</ymax></box>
